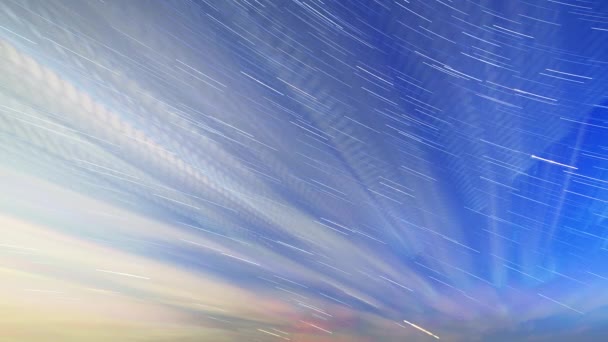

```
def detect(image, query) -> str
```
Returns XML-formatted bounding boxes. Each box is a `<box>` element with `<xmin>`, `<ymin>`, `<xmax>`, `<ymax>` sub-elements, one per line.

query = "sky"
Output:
<box><xmin>1</xmin><ymin>0</ymin><xmax>608</xmax><ymax>341</ymax></box>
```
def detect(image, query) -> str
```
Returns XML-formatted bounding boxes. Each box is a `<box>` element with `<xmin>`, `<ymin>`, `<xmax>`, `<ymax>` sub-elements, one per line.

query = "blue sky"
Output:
<box><xmin>1</xmin><ymin>0</ymin><xmax>608</xmax><ymax>341</ymax></box>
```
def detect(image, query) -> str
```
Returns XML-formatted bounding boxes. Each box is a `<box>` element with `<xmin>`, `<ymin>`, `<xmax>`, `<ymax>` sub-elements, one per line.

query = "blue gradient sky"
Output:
<box><xmin>2</xmin><ymin>0</ymin><xmax>608</xmax><ymax>341</ymax></box>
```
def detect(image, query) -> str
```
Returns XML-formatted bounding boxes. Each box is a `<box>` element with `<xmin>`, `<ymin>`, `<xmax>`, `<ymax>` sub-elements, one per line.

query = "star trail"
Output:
<box><xmin>1</xmin><ymin>0</ymin><xmax>608</xmax><ymax>341</ymax></box>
